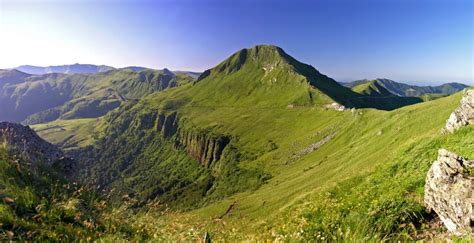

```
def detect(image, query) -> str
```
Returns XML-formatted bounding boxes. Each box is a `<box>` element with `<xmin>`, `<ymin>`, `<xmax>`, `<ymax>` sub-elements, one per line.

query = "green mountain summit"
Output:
<box><xmin>166</xmin><ymin>45</ymin><xmax>421</xmax><ymax>110</ymax></box>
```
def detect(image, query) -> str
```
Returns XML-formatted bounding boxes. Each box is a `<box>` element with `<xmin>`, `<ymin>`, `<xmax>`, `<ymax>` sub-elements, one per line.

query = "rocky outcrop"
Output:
<box><xmin>292</xmin><ymin>133</ymin><xmax>334</xmax><ymax>160</ymax></box>
<box><xmin>0</xmin><ymin>122</ymin><xmax>75</xmax><ymax>172</ymax></box>
<box><xmin>154</xmin><ymin>112</ymin><xmax>230</xmax><ymax>167</ymax></box>
<box><xmin>177</xmin><ymin>130</ymin><xmax>230</xmax><ymax>168</ymax></box>
<box><xmin>445</xmin><ymin>89</ymin><xmax>474</xmax><ymax>133</ymax></box>
<box><xmin>324</xmin><ymin>102</ymin><xmax>345</xmax><ymax>111</ymax></box>
<box><xmin>160</xmin><ymin>112</ymin><xmax>179</xmax><ymax>138</ymax></box>
<box><xmin>424</xmin><ymin>149</ymin><xmax>473</xmax><ymax>235</ymax></box>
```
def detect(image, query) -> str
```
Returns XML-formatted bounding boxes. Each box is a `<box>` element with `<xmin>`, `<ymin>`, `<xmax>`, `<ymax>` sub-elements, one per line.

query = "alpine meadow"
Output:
<box><xmin>0</xmin><ymin>0</ymin><xmax>472</xmax><ymax>241</ymax></box>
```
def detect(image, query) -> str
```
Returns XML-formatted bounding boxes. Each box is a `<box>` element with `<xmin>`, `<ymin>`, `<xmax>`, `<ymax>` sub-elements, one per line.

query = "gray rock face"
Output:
<box><xmin>445</xmin><ymin>89</ymin><xmax>474</xmax><ymax>133</ymax></box>
<box><xmin>0</xmin><ymin>122</ymin><xmax>74</xmax><ymax>172</ymax></box>
<box><xmin>424</xmin><ymin>149</ymin><xmax>473</xmax><ymax>235</ymax></box>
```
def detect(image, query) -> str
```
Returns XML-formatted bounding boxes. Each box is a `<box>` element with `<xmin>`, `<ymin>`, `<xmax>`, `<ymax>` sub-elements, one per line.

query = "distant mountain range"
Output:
<box><xmin>343</xmin><ymin>79</ymin><xmax>468</xmax><ymax>99</ymax></box>
<box><xmin>16</xmin><ymin>64</ymin><xmax>115</xmax><ymax>75</ymax></box>
<box><xmin>0</xmin><ymin>68</ymin><xmax>195</xmax><ymax>123</ymax></box>
<box><xmin>14</xmin><ymin>64</ymin><xmax>203</xmax><ymax>78</ymax></box>
<box><xmin>3</xmin><ymin>53</ymin><xmax>468</xmax><ymax>125</ymax></box>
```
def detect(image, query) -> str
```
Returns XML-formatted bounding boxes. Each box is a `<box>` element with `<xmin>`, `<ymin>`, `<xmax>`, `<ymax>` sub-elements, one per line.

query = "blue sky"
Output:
<box><xmin>0</xmin><ymin>0</ymin><xmax>472</xmax><ymax>85</ymax></box>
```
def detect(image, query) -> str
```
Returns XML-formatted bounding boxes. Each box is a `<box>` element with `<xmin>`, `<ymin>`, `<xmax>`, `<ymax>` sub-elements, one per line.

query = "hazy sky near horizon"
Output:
<box><xmin>0</xmin><ymin>0</ymin><xmax>472</xmax><ymax>85</ymax></box>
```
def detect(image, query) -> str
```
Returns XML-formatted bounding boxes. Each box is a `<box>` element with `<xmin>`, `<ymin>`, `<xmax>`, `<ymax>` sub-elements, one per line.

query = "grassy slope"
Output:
<box><xmin>0</xmin><ymin>149</ymin><xmax>111</xmax><ymax>240</ymax></box>
<box><xmin>352</xmin><ymin>80</ymin><xmax>393</xmax><ymax>96</ymax></box>
<box><xmin>23</xmin><ymin>69</ymin><xmax>193</xmax><ymax>124</ymax></box>
<box><xmin>186</xmin><ymin>45</ymin><xmax>419</xmax><ymax>110</ymax></box>
<box><xmin>31</xmin><ymin>118</ymin><xmax>105</xmax><ymax>151</ymax></box>
<box><xmin>189</xmin><ymin>45</ymin><xmax>336</xmax><ymax>107</ymax></box>
<box><xmin>0</xmin><ymin>146</ymin><xmax>166</xmax><ymax>241</ymax></box>
<box><xmin>75</xmin><ymin>46</ymin><xmax>373</xmax><ymax>209</ymax></box>
<box><xmin>125</xmin><ymin>91</ymin><xmax>472</xmax><ymax>241</ymax></box>
<box><xmin>24</xmin><ymin>45</ymin><xmax>470</xmax><ymax>240</ymax></box>
<box><xmin>11</xmin><ymin>93</ymin><xmax>470</xmax><ymax>241</ymax></box>
<box><xmin>0</xmin><ymin>69</ymin><xmax>193</xmax><ymax>123</ymax></box>
<box><xmin>27</xmin><ymin>84</ymin><xmax>471</xmax><ymax>240</ymax></box>
<box><xmin>69</xmin><ymin>45</ymin><xmax>359</xmax><ymax>209</ymax></box>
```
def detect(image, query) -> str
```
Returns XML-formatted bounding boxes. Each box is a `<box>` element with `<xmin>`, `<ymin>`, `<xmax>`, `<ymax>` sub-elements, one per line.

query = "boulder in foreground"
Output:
<box><xmin>424</xmin><ymin>149</ymin><xmax>473</xmax><ymax>236</ymax></box>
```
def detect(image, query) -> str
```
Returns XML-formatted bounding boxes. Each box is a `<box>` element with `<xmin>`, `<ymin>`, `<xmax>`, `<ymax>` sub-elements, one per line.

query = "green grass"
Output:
<box><xmin>55</xmin><ymin>45</ymin><xmax>471</xmax><ymax>241</ymax></box>
<box><xmin>31</xmin><ymin>118</ymin><xmax>104</xmax><ymax>150</ymax></box>
<box><xmin>352</xmin><ymin>79</ymin><xmax>391</xmax><ymax>96</ymax></box>
<box><xmin>101</xmin><ymin>91</ymin><xmax>472</xmax><ymax>241</ymax></box>
<box><xmin>0</xmin><ymin>68</ymin><xmax>193</xmax><ymax>123</ymax></box>
<box><xmin>17</xmin><ymin>45</ymin><xmax>472</xmax><ymax>241</ymax></box>
<box><xmin>419</xmin><ymin>93</ymin><xmax>449</xmax><ymax>101</ymax></box>
<box><xmin>0</xmin><ymin>148</ymin><xmax>128</xmax><ymax>241</ymax></box>
<box><xmin>0</xmin><ymin>144</ymin><xmax>184</xmax><ymax>241</ymax></box>
<box><xmin>4</xmin><ymin>91</ymin><xmax>471</xmax><ymax>241</ymax></box>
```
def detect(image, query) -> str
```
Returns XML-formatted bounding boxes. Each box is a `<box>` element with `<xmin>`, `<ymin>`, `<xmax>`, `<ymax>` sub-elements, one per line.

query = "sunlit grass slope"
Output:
<box><xmin>80</xmin><ymin>45</ymin><xmax>412</xmax><ymax>209</ymax></box>
<box><xmin>31</xmin><ymin>118</ymin><xmax>105</xmax><ymax>150</ymax></box>
<box><xmin>0</xmin><ymin>146</ymin><xmax>175</xmax><ymax>241</ymax></box>
<box><xmin>122</xmin><ymin>91</ymin><xmax>472</xmax><ymax>241</ymax></box>
<box><xmin>25</xmin><ymin>45</ymin><xmax>470</xmax><ymax>240</ymax></box>
<box><xmin>153</xmin><ymin>45</ymin><xmax>420</xmax><ymax>110</ymax></box>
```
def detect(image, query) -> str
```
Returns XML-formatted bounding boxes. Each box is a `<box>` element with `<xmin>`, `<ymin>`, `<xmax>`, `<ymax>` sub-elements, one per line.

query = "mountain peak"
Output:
<box><xmin>194</xmin><ymin>44</ymin><xmax>363</xmax><ymax>108</ymax></box>
<box><xmin>192</xmin><ymin>45</ymin><xmax>425</xmax><ymax>110</ymax></box>
<box><xmin>197</xmin><ymin>44</ymin><xmax>298</xmax><ymax>81</ymax></box>
<box><xmin>162</xmin><ymin>68</ymin><xmax>174</xmax><ymax>75</ymax></box>
<box><xmin>248</xmin><ymin>44</ymin><xmax>284</xmax><ymax>56</ymax></box>
<box><xmin>240</xmin><ymin>45</ymin><xmax>293</xmax><ymax>64</ymax></box>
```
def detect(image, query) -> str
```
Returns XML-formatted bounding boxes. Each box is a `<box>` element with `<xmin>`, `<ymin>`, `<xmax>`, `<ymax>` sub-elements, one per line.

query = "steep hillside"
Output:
<box><xmin>345</xmin><ymin>79</ymin><xmax>468</xmax><ymax>97</ymax></box>
<box><xmin>6</xmin><ymin>46</ymin><xmax>472</xmax><ymax>241</ymax></box>
<box><xmin>0</xmin><ymin>69</ymin><xmax>193</xmax><ymax>123</ymax></box>
<box><xmin>119</xmin><ymin>90</ymin><xmax>473</xmax><ymax>241</ymax></box>
<box><xmin>16</xmin><ymin>64</ymin><xmax>115</xmax><ymax>75</ymax></box>
<box><xmin>0</xmin><ymin>122</ymin><xmax>74</xmax><ymax>171</ymax></box>
<box><xmin>191</xmin><ymin>45</ymin><xmax>348</xmax><ymax>107</ymax></box>
<box><xmin>66</xmin><ymin>46</ymin><xmax>471</xmax><ymax>241</ymax></box>
<box><xmin>73</xmin><ymin>45</ymin><xmax>425</xmax><ymax>210</ymax></box>
<box><xmin>0</xmin><ymin>123</ymin><xmax>142</xmax><ymax>241</ymax></box>
<box><xmin>190</xmin><ymin>45</ymin><xmax>420</xmax><ymax>109</ymax></box>
<box><xmin>24</xmin><ymin>87</ymin><xmax>474</xmax><ymax>241</ymax></box>
<box><xmin>0</xmin><ymin>69</ymin><xmax>32</xmax><ymax>87</ymax></box>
